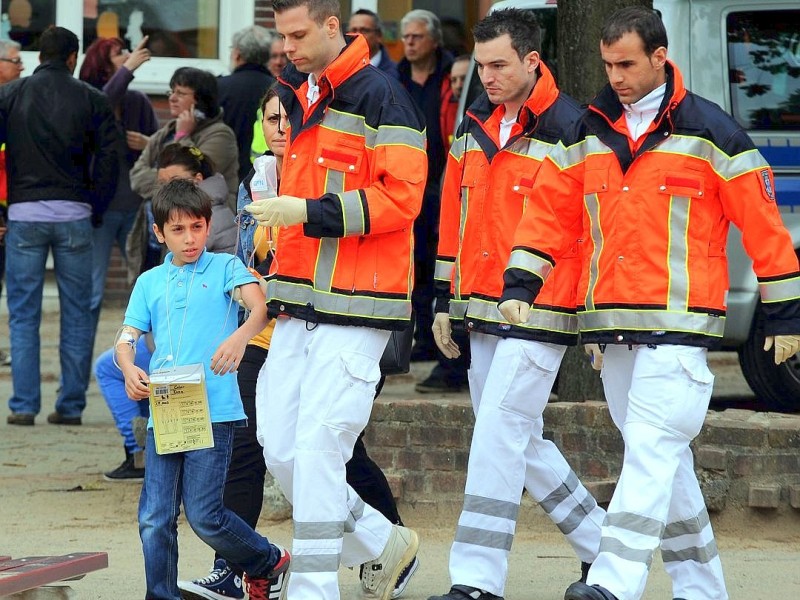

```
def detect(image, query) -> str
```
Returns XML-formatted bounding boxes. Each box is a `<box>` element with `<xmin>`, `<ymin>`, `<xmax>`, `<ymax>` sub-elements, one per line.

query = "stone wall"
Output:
<box><xmin>362</xmin><ymin>398</ymin><xmax>800</xmax><ymax>514</ymax></box>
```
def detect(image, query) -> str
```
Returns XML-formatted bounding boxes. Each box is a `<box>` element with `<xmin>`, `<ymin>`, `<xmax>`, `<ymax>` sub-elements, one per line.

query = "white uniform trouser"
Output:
<box><xmin>449</xmin><ymin>333</ymin><xmax>606</xmax><ymax>596</ymax></box>
<box><xmin>588</xmin><ymin>344</ymin><xmax>728</xmax><ymax>600</ymax></box>
<box><xmin>255</xmin><ymin>318</ymin><xmax>393</xmax><ymax>600</ymax></box>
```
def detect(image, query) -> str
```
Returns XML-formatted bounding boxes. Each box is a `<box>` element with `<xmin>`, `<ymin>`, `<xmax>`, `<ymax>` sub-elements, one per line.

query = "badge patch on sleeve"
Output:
<box><xmin>760</xmin><ymin>168</ymin><xmax>776</xmax><ymax>202</ymax></box>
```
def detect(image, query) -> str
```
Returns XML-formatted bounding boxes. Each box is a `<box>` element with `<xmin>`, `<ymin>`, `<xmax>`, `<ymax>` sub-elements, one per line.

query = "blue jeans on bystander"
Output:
<box><xmin>139</xmin><ymin>423</ymin><xmax>280</xmax><ymax>600</ymax></box>
<box><xmin>6</xmin><ymin>219</ymin><xmax>93</xmax><ymax>418</ymax></box>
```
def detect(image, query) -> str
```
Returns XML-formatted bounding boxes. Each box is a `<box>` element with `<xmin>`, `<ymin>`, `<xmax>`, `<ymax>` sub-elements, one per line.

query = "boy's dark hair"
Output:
<box><xmin>157</xmin><ymin>143</ymin><xmax>216</xmax><ymax>180</ymax></box>
<box><xmin>39</xmin><ymin>26</ymin><xmax>79</xmax><ymax>63</ymax></box>
<box><xmin>272</xmin><ymin>0</ymin><xmax>340</xmax><ymax>24</ymax></box>
<box><xmin>169</xmin><ymin>67</ymin><xmax>220</xmax><ymax>118</ymax></box>
<box><xmin>473</xmin><ymin>9</ymin><xmax>541</xmax><ymax>60</ymax></box>
<box><xmin>601</xmin><ymin>6</ymin><xmax>668</xmax><ymax>55</ymax></box>
<box><xmin>152</xmin><ymin>179</ymin><xmax>213</xmax><ymax>231</ymax></box>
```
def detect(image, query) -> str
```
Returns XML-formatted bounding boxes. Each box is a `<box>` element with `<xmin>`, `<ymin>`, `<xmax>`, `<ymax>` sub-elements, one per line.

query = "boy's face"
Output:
<box><xmin>153</xmin><ymin>210</ymin><xmax>210</xmax><ymax>267</ymax></box>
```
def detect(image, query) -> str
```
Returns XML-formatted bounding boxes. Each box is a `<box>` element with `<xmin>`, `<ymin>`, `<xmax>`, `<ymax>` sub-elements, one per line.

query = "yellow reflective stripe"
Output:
<box><xmin>579</xmin><ymin>309</ymin><xmax>725</xmax><ymax>337</ymax></box>
<box><xmin>584</xmin><ymin>192</ymin><xmax>603</xmax><ymax>311</ymax></box>
<box><xmin>506</xmin><ymin>136</ymin><xmax>554</xmax><ymax>161</ymax></box>
<box><xmin>266</xmin><ymin>280</ymin><xmax>410</xmax><ymax>320</ymax></box>
<box><xmin>506</xmin><ymin>249</ymin><xmax>553</xmax><ymax>280</ymax></box>
<box><xmin>449</xmin><ymin>298</ymin><xmax>468</xmax><ymax>319</ymax></box>
<box><xmin>467</xmin><ymin>296</ymin><xmax>577</xmax><ymax>334</ymax></box>
<box><xmin>454</xmin><ymin>184</ymin><xmax>470</xmax><ymax>300</ymax></box>
<box><xmin>315</xmin><ymin>168</ymin><xmax>344</xmax><ymax>292</ymax></box>
<box><xmin>449</xmin><ymin>132</ymin><xmax>467</xmax><ymax>161</ymax></box>
<box><xmin>666</xmin><ymin>195</ymin><xmax>691</xmax><ymax>312</ymax></box>
<box><xmin>375</xmin><ymin>124</ymin><xmax>426</xmax><ymax>152</ymax></box>
<box><xmin>434</xmin><ymin>259</ymin><xmax>455</xmax><ymax>282</ymax></box>
<box><xmin>759</xmin><ymin>275</ymin><xmax>800</xmax><ymax>303</ymax></box>
<box><xmin>649</xmin><ymin>135</ymin><xmax>769</xmax><ymax>181</ymax></box>
<box><xmin>322</xmin><ymin>108</ymin><xmax>365</xmax><ymax>138</ymax></box>
<box><xmin>339</xmin><ymin>190</ymin><xmax>365</xmax><ymax>236</ymax></box>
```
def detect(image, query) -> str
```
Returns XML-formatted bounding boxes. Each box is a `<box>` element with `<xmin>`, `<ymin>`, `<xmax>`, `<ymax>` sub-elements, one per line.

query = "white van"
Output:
<box><xmin>458</xmin><ymin>0</ymin><xmax>800</xmax><ymax>410</ymax></box>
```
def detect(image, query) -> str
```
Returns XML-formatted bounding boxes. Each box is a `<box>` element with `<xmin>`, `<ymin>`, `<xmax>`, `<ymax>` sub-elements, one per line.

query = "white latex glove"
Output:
<box><xmin>584</xmin><ymin>344</ymin><xmax>604</xmax><ymax>371</ymax></box>
<box><xmin>498</xmin><ymin>299</ymin><xmax>530</xmax><ymax>325</ymax></box>
<box><xmin>245</xmin><ymin>195</ymin><xmax>308</xmax><ymax>228</ymax></box>
<box><xmin>764</xmin><ymin>334</ymin><xmax>800</xmax><ymax>365</ymax></box>
<box><xmin>432</xmin><ymin>312</ymin><xmax>460</xmax><ymax>359</ymax></box>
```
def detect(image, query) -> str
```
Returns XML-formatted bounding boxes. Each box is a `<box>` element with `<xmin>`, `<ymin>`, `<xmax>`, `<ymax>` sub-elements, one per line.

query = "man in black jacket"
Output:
<box><xmin>219</xmin><ymin>25</ymin><xmax>275</xmax><ymax>181</ymax></box>
<box><xmin>0</xmin><ymin>26</ymin><xmax>117</xmax><ymax>427</ymax></box>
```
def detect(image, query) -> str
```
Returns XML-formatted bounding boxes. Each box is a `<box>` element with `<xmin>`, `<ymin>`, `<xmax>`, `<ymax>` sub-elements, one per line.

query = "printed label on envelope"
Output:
<box><xmin>149</xmin><ymin>364</ymin><xmax>213</xmax><ymax>455</ymax></box>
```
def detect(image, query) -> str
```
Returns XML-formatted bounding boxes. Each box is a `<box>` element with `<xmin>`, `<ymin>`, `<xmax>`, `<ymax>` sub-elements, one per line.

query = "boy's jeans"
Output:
<box><xmin>139</xmin><ymin>423</ymin><xmax>279</xmax><ymax>600</ymax></box>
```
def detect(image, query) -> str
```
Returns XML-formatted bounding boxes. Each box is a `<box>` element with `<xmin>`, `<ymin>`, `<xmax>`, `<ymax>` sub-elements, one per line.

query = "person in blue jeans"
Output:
<box><xmin>94</xmin><ymin>335</ymin><xmax>152</xmax><ymax>481</ymax></box>
<box><xmin>1</xmin><ymin>26</ymin><xmax>118</xmax><ymax>427</ymax></box>
<box><xmin>115</xmin><ymin>179</ymin><xmax>288</xmax><ymax>600</ymax></box>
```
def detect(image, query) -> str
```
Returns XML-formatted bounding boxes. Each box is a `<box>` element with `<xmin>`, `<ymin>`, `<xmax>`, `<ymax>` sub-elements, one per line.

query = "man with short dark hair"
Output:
<box><xmin>348</xmin><ymin>8</ymin><xmax>399</xmax><ymax>80</ymax></box>
<box><xmin>500</xmin><ymin>7</ymin><xmax>800</xmax><ymax>600</ymax></box>
<box><xmin>244</xmin><ymin>1</ymin><xmax>427</xmax><ymax>598</ymax></box>
<box><xmin>0</xmin><ymin>26</ymin><xmax>117</xmax><ymax>427</ymax></box>
<box><xmin>427</xmin><ymin>9</ymin><xmax>603</xmax><ymax>600</ymax></box>
<box><xmin>219</xmin><ymin>25</ymin><xmax>276</xmax><ymax>181</ymax></box>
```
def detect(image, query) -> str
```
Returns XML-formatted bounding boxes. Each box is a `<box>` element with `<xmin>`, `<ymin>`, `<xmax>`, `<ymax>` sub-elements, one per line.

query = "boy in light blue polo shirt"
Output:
<box><xmin>115</xmin><ymin>179</ymin><xmax>289</xmax><ymax>600</ymax></box>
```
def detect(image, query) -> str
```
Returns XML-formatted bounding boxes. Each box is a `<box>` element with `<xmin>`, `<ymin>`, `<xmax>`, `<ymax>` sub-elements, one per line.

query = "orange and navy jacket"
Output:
<box><xmin>434</xmin><ymin>63</ymin><xmax>583</xmax><ymax>345</ymax></box>
<box><xmin>269</xmin><ymin>35</ymin><xmax>427</xmax><ymax>330</ymax></box>
<box><xmin>501</xmin><ymin>61</ymin><xmax>800</xmax><ymax>348</ymax></box>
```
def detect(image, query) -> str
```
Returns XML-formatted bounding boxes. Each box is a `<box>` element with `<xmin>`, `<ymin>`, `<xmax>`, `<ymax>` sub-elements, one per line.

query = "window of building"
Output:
<box><xmin>3</xmin><ymin>0</ymin><xmax>256</xmax><ymax>93</ymax></box>
<box><xmin>727</xmin><ymin>9</ymin><xmax>800</xmax><ymax>130</ymax></box>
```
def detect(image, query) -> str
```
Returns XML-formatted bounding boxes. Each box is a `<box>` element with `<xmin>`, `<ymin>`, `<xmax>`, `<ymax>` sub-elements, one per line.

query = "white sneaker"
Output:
<box><xmin>391</xmin><ymin>555</ymin><xmax>419</xmax><ymax>599</ymax></box>
<box><xmin>361</xmin><ymin>525</ymin><xmax>419</xmax><ymax>600</ymax></box>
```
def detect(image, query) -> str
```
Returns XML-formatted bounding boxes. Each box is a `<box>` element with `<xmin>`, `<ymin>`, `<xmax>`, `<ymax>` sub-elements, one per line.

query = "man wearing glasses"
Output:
<box><xmin>347</xmin><ymin>8</ymin><xmax>399</xmax><ymax>80</ymax></box>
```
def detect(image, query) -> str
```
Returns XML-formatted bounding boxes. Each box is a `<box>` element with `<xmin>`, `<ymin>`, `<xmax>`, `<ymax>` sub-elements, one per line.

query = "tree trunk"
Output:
<box><xmin>554</xmin><ymin>0</ymin><xmax>652</xmax><ymax>402</ymax></box>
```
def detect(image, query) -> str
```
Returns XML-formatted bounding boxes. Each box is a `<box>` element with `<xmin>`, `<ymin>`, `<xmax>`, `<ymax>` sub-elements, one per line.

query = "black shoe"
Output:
<box><xmin>7</xmin><ymin>413</ymin><xmax>34</xmax><ymax>426</ymax></box>
<box><xmin>428</xmin><ymin>585</ymin><xmax>503</xmax><ymax>600</ymax></box>
<box><xmin>580</xmin><ymin>562</ymin><xmax>591</xmax><ymax>583</ymax></box>
<box><xmin>104</xmin><ymin>451</ymin><xmax>145</xmax><ymax>482</ymax></box>
<box><xmin>415</xmin><ymin>374</ymin><xmax>466</xmax><ymax>394</ymax></box>
<box><xmin>47</xmin><ymin>411</ymin><xmax>82</xmax><ymax>425</ymax></box>
<box><xmin>564</xmin><ymin>582</ymin><xmax>619</xmax><ymax>600</ymax></box>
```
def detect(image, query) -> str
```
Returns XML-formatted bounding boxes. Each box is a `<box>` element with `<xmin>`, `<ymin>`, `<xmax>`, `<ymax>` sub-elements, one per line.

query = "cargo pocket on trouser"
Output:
<box><xmin>325</xmin><ymin>351</ymin><xmax>382</xmax><ymax>455</ymax></box>
<box><xmin>493</xmin><ymin>340</ymin><xmax>564</xmax><ymax>422</ymax></box>
<box><xmin>671</xmin><ymin>352</ymin><xmax>714</xmax><ymax>439</ymax></box>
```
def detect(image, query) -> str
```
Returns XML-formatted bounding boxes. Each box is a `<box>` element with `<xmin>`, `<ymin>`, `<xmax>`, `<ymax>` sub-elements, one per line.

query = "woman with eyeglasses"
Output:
<box><xmin>79</xmin><ymin>35</ymin><xmax>159</xmax><ymax>336</ymax></box>
<box><xmin>130</xmin><ymin>66</ymin><xmax>239</xmax><ymax>214</ymax></box>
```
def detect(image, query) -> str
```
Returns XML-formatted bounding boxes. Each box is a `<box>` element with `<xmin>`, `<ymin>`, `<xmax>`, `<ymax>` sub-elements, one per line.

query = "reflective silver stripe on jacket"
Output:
<box><xmin>759</xmin><ymin>275</ymin><xmax>800</xmax><ymax>303</ymax></box>
<box><xmin>506</xmin><ymin>249</ymin><xmax>553</xmax><ymax>280</ymax></box>
<box><xmin>266</xmin><ymin>279</ymin><xmax>410</xmax><ymax>319</ymax></box>
<box><xmin>466</xmin><ymin>296</ymin><xmax>577</xmax><ymax>334</ymax></box>
<box><xmin>579</xmin><ymin>309</ymin><xmax>725</xmax><ymax>337</ymax></box>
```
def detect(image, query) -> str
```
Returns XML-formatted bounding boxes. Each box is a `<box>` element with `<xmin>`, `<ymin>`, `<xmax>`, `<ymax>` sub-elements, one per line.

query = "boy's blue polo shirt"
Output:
<box><xmin>124</xmin><ymin>249</ymin><xmax>257</xmax><ymax>423</ymax></box>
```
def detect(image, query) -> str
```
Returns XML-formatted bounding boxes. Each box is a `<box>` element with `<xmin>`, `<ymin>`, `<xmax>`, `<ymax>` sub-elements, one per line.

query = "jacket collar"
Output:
<box><xmin>589</xmin><ymin>60</ymin><xmax>686</xmax><ymax>134</ymax></box>
<box><xmin>33</xmin><ymin>61</ymin><xmax>72</xmax><ymax>75</ymax></box>
<box><xmin>232</xmin><ymin>63</ymin><xmax>271</xmax><ymax>76</ymax></box>
<box><xmin>280</xmin><ymin>34</ymin><xmax>370</xmax><ymax>94</ymax></box>
<box><xmin>466</xmin><ymin>61</ymin><xmax>561</xmax><ymax>142</ymax></box>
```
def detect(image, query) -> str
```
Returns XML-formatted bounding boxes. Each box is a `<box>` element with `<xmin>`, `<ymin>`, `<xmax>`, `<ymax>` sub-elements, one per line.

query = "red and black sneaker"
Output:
<box><xmin>244</xmin><ymin>545</ymin><xmax>290</xmax><ymax>600</ymax></box>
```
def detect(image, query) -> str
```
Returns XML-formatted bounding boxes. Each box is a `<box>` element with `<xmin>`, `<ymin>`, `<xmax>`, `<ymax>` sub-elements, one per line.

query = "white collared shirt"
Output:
<box><xmin>307</xmin><ymin>73</ymin><xmax>320</xmax><ymax>106</ymax></box>
<box><xmin>499</xmin><ymin>113</ymin><xmax>517</xmax><ymax>147</ymax></box>
<box><xmin>623</xmin><ymin>83</ymin><xmax>666</xmax><ymax>142</ymax></box>
<box><xmin>369</xmin><ymin>48</ymin><xmax>382</xmax><ymax>68</ymax></box>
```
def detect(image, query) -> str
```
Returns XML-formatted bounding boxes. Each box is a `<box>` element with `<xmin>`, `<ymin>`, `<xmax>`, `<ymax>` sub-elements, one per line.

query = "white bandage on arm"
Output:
<box><xmin>115</xmin><ymin>326</ymin><xmax>141</xmax><ymax>351</ymax></box>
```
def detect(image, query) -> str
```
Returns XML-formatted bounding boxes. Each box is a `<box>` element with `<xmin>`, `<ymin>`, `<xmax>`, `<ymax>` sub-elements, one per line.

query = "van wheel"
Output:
<box><xmin>738</xmin><ymin>301</ymin><xmax>800</xmax><ymax>413</ymax></box>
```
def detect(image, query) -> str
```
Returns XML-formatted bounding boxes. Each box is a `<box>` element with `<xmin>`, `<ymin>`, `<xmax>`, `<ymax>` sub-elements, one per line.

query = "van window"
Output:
<box><xmin>727</xmin><ymin>10</ymin><xmax>800</xmax><ymax>130</ymax></box>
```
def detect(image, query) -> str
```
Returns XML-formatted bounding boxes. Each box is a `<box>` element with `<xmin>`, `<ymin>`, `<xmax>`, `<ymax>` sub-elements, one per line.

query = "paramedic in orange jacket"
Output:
<box><xmin>500</xmin><ymin>7</ymin><xmax>800</xmax><ymax>600</ymax></box>
<box><xmin>244</xmin><ymin>1</ymin><xmax>426</xmax><ymax>599</ymax></box>
<box><xmin>427</xmin><ymin>10</ymin><xmax>604</xmax><ymax>600</ymax></box>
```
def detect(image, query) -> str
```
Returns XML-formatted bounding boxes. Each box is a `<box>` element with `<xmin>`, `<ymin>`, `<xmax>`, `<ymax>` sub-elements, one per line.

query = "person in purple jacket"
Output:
<box><xmin>79</xmin><ymin>35</ymin><xmax>159</xmax><ymax>340</ymax></box>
